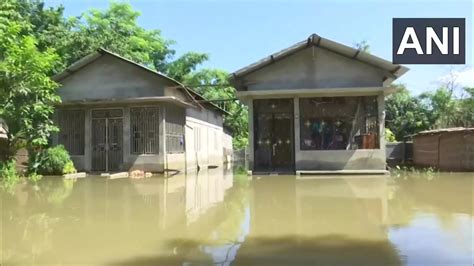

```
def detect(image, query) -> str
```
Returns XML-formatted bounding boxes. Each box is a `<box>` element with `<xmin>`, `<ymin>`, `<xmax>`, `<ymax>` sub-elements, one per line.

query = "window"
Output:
<box><xmin>166</xmin><ymin>108</ymin><xmax>185</xmax><ymax>153</ymax></box>
<box><xmin>299</xmin><ymin>96</ymin><xmax>379</xmax><ymax>150</ymax></box>
<box><xmin>130</xmin><ymin>107</ymin><xmax>160</xmax><ymax>154</ymax></box>
<box><xmin>58</xmin><ymin>109</ymin><xmax>85</xmax><ymax>155</ymax></box>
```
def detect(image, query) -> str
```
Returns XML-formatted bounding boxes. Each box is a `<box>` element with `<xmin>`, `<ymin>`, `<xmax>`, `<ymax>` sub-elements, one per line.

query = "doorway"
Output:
<box><xmin>253</xmin><ymin>99</ymin><xmax>294</xmax><ymax>173</ymax></box>
<box><xmin>91</xmin><ymin>109</ymin><xmax>123</xmax><ymax>172</ymax></box>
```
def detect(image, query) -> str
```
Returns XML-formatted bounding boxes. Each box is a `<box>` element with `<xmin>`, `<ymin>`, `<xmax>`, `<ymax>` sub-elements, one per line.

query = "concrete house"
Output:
<box><xmin>230</xmin><ymin>34</ymin><xmax>408</xmax><ymax>174</ymax></box>
<box><xmin>53</xmin><ymin>49</ymin><xmax>232</xmax><ymax>173</ymax></box>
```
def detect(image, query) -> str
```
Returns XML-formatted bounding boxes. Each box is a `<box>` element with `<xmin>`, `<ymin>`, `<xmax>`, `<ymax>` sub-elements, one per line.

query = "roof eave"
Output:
<box><xmin>229</xmin><ymin>34</ymin><xmax>409</xmax><ymax>86</ymax></box>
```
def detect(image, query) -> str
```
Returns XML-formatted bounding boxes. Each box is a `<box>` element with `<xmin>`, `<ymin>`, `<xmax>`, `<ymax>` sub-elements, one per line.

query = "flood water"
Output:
<box><xmin>1</xmin><ymin>168</ymin><xmax>472</xmax><ymax>265</ymax></box>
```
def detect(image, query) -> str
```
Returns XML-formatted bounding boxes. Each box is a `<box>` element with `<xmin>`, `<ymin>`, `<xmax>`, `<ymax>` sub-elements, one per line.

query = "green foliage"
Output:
<box><xmin>30</xmin><ymin>145</ymin><xmax>76</xmax><ymax>175</ymax></box>
<box><xmin>0</xmin><ymin>0</ymin><xmax>61</xmax><ymax>160</ymax></box>
<box><xmin>385</xmin><ymin>84</ymin><xmax>431</xmax><ymax>140</ymax></box>
<box><xmin>17</xmin><ymin>1</ymin><xmax>208</xmax><ymax>79</ymax></box>
<box><xmin>385</xmin><ymin>128</ymin><xmax>396</xmax><ymax>142</ymax></box>
<box><xmin>391</xmin><ymin>165</ymin><xmax>437</xmax><ymax>180</ymax></box>
<box><xmin>419</xmin><ymin>87</ymin><xmax>473</xmax><ymax>128</ymax></box>
<box><xmin>0</xmin><ymin>159</ymin><xmax>20</xmax><ymax>191</ymax></box>
<box><xmin>184</xmin><ymin>69</ymin><xmax>249</xmax><ymax>149</ymax></box>
<box><xmin>63</xmin><ymin>161</ymin><xmax>76</xmax><ymax>174</ymax></box>
<box><xmin>386</xmin><ymin>84</ymin><xmax>474</xmax><ymax>141</ymax></box>
<box><xmin>165</xmin><ymin>52</ymin><xmax>209</xmax><ymax>81</ymax></box>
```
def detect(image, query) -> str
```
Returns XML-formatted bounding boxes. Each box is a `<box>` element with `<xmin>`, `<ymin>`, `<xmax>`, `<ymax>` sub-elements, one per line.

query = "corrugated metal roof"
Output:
<box><xmin>229</xmin><ymin>34</ymin><xmax>409</xmax><ymax>86</ymax></box>
<box><xmin>416</xmin><ymin>127</ymin><xmax>474</xmax><ymax>136</ymax></box>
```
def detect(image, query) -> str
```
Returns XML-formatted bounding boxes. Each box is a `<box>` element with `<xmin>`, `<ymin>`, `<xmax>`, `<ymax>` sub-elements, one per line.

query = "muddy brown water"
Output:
<box><xmin>1</xmin><ymin>169</ymin><xmax>472</xmax><ymax>265</ymax></box>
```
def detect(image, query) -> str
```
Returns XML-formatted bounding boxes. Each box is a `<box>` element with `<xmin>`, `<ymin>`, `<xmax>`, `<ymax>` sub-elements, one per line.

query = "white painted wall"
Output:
<box><xmin>185</xmin><ymin>107</ymin><xmax>225</xmax><ymax>170</ymax></box>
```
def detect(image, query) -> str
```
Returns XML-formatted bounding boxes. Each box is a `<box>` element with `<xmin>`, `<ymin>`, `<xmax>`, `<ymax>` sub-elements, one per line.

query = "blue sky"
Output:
<box><xmin>46</xmin><ymin>0</ymin><xmax>473</xmax><ymax>95</ymax></box>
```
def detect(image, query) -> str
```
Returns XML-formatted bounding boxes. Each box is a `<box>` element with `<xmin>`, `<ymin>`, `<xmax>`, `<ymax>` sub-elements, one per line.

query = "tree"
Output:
<box><xmin>420</xmin><ymin>87</ymin><xmax>474</xmax><ymax>128</ymax></box>
<box><xmin>0</xmin><ymin>0</ymin><xmax>60</xmax><ymax>170</ymax></box>
<box><xmin>184</xmin><ymin>69</ymin><xmax>248</xmax><ymax>149</ymax></box>
<box><xmin>16</xmin><ymin>1</ymin><xmax>209</xmax><ymax>79</ymax></box>
<box><xmin>385</xmin><ymin>84</ymin><xmax>430</xmax><ymax>140</ymax></box>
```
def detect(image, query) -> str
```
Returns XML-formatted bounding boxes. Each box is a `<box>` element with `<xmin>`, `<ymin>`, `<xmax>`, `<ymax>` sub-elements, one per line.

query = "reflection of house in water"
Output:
<box><xmin>185</xmin><ymin>168</ymin><xmax>234</xmax><ymax>224</ymax></box>
<box><xmin>234</xmin><ymin>177</ymin><xmax>400</xmax><ymax>266</ymax></box>
<box><xmin>2</xmin><ymin>168</ymin><xmax>235</xmax><ymax>265</ymax></box>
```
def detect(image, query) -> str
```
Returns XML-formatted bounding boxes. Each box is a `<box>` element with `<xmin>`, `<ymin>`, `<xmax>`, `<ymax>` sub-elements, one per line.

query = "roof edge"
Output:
<box><xmin>229</xmin><ymin>34</ymin><xmax>409</xmax><ymax>85</ymax></box>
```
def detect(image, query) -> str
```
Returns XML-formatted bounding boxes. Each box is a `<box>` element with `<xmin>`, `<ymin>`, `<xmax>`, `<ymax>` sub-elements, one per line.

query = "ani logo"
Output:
<box><xmin>392</xmin><ymin>18</ymin><xmax>465</xmax><ymax>64</ymax></box>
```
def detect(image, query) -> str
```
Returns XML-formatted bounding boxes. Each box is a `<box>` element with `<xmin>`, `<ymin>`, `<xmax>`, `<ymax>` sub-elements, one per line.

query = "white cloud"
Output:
<box><xmin>438</xmin><ymin>67</ymin><xmax>474</xmax><ymax>88</ymax></box>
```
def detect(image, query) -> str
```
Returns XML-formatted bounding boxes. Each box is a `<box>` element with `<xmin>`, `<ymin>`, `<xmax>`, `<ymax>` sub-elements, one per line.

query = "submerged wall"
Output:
<box><xmin>413</xmin><ymin>130</ymin><xmax>474</xmax><ymax>171</ymax></box>
<box><xmin>246</xmin><ymin>94</ymin><xmax>386</xmax><ymax>172</ymax></box>
<box><xmin>185</xmin><ymin>107</ymin><xmax>225</xmax><ymax>170</ymax></box>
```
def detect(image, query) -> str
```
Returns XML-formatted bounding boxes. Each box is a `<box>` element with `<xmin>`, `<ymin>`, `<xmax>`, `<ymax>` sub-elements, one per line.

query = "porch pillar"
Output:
<box><xmin>123</xmin><ymin>107</ymin><xmax>130</xmax><ymax>169</ymax></box>
<box><xmin>246</xmin><ymin>99</ymin><xmax>254</xmax><ymax>171</ymax></box>
<box><xmin>293</xmin><ymin>97</ymin><xmax>300</xmax><ymax>172</ymax></box>
<box><xmin>84</xmin><ymin>107</ymin><xmax>91</xmax><ymax>171</ymax></box>
<box><xmin>377</xmin><ymin>93</ymin><xmax>386</xmax><ymax>162</ymax></box>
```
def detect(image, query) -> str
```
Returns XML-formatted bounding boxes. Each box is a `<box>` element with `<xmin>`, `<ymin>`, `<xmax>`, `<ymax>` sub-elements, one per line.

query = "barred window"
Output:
<box><xmin>166</xmin><ymin>110</ymin><xmax>185</xmax><ymax>153</ymax></box>
<box><xmin>58</xmin><ymin>109</ymin><xmax>85</xmax><ymax>155</ymax></box>
<box><xmin>131</xmin><ymin>107</ymin><xmax>160</xmax><ymax>154</ymax></box>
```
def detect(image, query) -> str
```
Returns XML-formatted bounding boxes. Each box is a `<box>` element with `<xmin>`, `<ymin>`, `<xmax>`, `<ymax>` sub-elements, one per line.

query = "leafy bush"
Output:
<box><xmin>63</xmin><ymin>161</ymin><xmax>77</xmax><ymax>175</ymax></box>
<box><xmin>0</xmin><ymin>159</ymin><xmax>20</xmax><ymax>191</ymax></box>
<box><xmin>30</xmin><ymin>145</ymin><xmax>77</xmax><ymax>175</ymax></box>
<box><xmin>385</xmin><ymin>128</ymin><xmax>397</xmax><ymax>142</ymax></box>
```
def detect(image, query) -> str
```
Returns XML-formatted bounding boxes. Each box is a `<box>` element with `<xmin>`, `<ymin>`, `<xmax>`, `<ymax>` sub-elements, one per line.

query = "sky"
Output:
<box><xmin>45</xmin><ymin>0</ymin><xmax>473</xmax><ymax>95</ymax></box>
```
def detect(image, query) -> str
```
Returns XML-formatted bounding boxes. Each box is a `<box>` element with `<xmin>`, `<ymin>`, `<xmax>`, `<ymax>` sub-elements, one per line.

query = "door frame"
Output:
<box><xmin>252</xmin><ymin>98</ymin><xmax>295</xmax><ymax>174</ymax></box>
<box><xmin>90</xmin><ymin>107</ymin><xmax>124</xmax><ymax>172</ymax></box>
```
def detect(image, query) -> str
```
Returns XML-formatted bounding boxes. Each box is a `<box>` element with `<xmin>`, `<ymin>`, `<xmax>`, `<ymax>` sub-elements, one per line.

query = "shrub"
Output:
<box><xmin>385</xmin><ymin>128</ymin><xmax>397</xmax><ymax>142</ymax></box>
<box><xmin>0</xmin><ymin>159</ymin><xmax>20</xmax><ymax>191</ymax></box>
<box><xmin>30</xmin><ymin>145</ymin><xmax>77</xmax><ymax>175</ymax></box>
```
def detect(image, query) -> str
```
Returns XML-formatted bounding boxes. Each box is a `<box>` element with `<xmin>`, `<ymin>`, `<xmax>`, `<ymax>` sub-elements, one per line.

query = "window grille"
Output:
<box><xmin>166</xmin><ymin>109</ymin><xmax>185</xmax><ymax>153</ymax></box>
<box><xmin>130</xmin><ymin>107</ymin><xmax>160</xmax><ymax>154</ymax></box>
<box><xmin>58</xmin><ymin>109</ymin><xmax>85</xmax><ymax>155</ymax></box>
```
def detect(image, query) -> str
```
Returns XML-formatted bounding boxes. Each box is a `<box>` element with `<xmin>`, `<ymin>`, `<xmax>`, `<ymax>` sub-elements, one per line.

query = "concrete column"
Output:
<box><xmin>293</xmin><ymin>97</ymin><xmax>300</xmax><ymax>171</ymax></box>
<box><xmin>84</xmin><ymin>107</ymin><xmax>91</xmax><ymax>171</ymax></box>
<box><xmin>160</xmin><ymin>104</ymin><xmax>166</xmax><ymax>171</ymax></box>
<box><xmin>378</xmin><ymin>93</ymin><xmax>386</xmax><ymax>162</ymax></box>
<box><xmin>247</xmin><ymin>98</ymin><xmax>254</xmax><ymax>171</ymax></box>
<box><xmin>123</xmin><ymin>106</ymin><xmax>130</xmax><ymax>169</ymax></box>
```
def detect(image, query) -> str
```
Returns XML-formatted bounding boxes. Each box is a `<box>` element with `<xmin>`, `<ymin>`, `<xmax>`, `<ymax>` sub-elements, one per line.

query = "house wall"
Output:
<box><xmin>57</xmin><ymin>54</ymin><xmax>189</xmax><ymax>103</ymax></box>
<box><xmin>54</xmin><ymin>104</ymin><xmax>165</xmax><ymax>173</ymax></box>
<box><xmin>164</xmin><ymin>103</ymin><xmax>186</xmax><ymax>172</ymax></box>
<box><xmin>55</xmin><ymin>53</ymin><xmax>231</xmax><ymax>173</ymax></box>
<box><xmin>54</xmin><ymin>105</ymin><xmax>229</xmax><ymax>174</ymax></box>
<box><xmin>245</xmin><ymin>93</ymin><xmax>386</xmax><ymax>172</ymax></box>
<box><xmin>185</xmin><ymin>107</ymin><xmax>225</xmax><ymax>170</ymax></box>
<box><xmin>240</xmin><ymin>46</ymin><xmax>386</xmax><ymax>91</ymax></box>
<box><xmin>296</xmin><ymin>93</ymin><xmax>386</xmax><ymax>170</ymax></box>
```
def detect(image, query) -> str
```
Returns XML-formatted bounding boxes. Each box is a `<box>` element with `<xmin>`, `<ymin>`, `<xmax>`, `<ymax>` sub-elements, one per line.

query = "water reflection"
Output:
<box><xmin>1</xmin><ymin>170</ymin><xmax>473</xmax><ymax>265</ymax></box>
<box><xmin>234</xmin><ymin>176</ymin><xmax>400</xmax><ymax>266</ymax></box>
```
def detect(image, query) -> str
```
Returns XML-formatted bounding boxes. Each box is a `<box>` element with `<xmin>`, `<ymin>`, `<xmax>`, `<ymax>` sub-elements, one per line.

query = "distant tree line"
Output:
<box><xmin>386</xmin><ymin>84</ymin><xmax>473</xmax><ymax>141</ymax></box>
<box><xmin>353</xmin><ymin>41</ymin><xmax>473</xmax><ymax>141</ymax></box>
